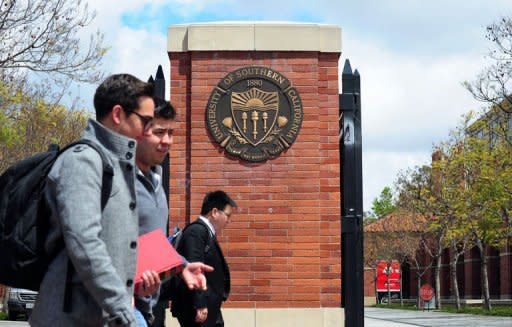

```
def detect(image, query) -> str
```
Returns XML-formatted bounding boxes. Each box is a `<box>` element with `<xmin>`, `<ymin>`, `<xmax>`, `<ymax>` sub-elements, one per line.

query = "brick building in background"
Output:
<box><xmin>166</xmin><ymin>23</ymin><xmax>343</xmax><ymax>326</ymax></box>
<box><xmin>364</xmin><ymin>212</ymin><xmax>512</xmax><ymax>304</ymax></box>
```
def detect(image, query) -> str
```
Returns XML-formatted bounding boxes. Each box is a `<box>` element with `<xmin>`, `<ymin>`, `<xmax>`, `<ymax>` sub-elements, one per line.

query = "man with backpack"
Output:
<box><xmin>133</xmin><ymin>98</ymin><xmax>213</xmax><ymax>326</ymax></box>
<box><xmin>29</xmin><ymin>74</ymin><xmax>158</xmax><ymax>327</ymax></box>
<box><xmin>171</xmin><ymin>191</ymin><xmax>236</xmax><ymax>327</ymax></box>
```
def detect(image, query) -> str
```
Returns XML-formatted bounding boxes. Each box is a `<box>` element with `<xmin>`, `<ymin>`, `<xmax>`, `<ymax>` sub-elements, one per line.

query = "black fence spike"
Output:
<box><xmin>156</xmin><ymin>65</ymin><xmax>165</xmax><ymax>80</ymax></box>
<box><xmin>343</xmin><ymin>59</ymin><xmax>353</xmax><ymax>75</ymax></box>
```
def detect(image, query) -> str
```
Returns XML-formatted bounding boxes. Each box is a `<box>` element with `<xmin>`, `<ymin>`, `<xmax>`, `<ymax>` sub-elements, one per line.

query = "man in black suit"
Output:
<box><xmin>171</xmin><ymin>190</ymin><xmax>236</xmax><ymax>327</ymax></box>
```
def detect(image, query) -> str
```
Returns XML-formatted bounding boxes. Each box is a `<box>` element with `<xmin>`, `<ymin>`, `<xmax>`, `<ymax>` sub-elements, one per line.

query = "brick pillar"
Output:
<box><xmin>167</xmin><ymin>23</ymin><xmax>343</xmax><ymax>326</ymax></box>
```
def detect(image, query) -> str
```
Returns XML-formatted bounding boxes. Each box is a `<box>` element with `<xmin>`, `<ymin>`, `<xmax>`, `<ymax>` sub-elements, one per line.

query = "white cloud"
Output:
<box><xmin>69</xmin><ymin>0</ymin><xmax>173</xmax><ymax>105</ymax></box>
<box><xmin>110</xmin><ymin>27</ymin><xmax>169</xmax><ymax>85</ymax></box>
<box><xmin>69</xmin><ymin>0</ymin><xmax>512</xmax><ymax>212</ymax></box>
<box><xmin>363</xmin><ymin>150</ymin><xmax>430</xmax><ymax>213</ymax></box>
<box><xmin>339</xmin><ymin>34</ymin><xmax>488</xmax><ymax>210</ymax></box>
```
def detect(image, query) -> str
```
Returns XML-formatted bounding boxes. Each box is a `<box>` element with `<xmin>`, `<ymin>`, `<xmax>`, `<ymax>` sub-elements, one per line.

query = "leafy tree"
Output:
<box><xmin>440</xmin><ymin>113</ymin><xmax>511</xmax><ymax>310</ymax></box>
<box><xmin>363</xmin><ymin>209</ymin><xmax>427</xmax><ymax>306</ymax></box>
<box><xmin>396</xmin><ymin>110</ymin><xmax>512</xmax><ymax>311</ymax></box>
<box><xmin>371</xmin><ymin>186</ymin><xmax>396</xmax><ymax>218</ymax></box>
<box><xmin>0</xmin><ymin>0</ymin><xmax>107</xmax><ymax>85</ymax></box>
<box><xmin>430</xmin><ymin>150</ymin><xmax>471</xmax><ymax>310</ymax></box>
<box><xmin>433</xmin><ymin>114</ymin><xmax>512</xmax><ymax>310</ymax></box>
<box><xmin>395</xmin><ymin>164</ymin><xmax>450</xmax><ymax>309</ymax></box>
<box><xmin>0</xmin><ymin>80</ymin><xmax>90</xmax><ymax>173</ymax></box>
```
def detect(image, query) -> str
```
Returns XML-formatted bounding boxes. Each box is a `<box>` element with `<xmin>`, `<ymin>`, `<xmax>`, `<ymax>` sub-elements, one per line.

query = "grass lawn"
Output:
<box><xmin>441</xmin><ymin>306</ymin><xmax>512</xmax><ymax>317</ymax></box>
<box><xmin>373</xmin><ymin>303</ymin><xmax>512</xmax><ymax>317</ymax></box>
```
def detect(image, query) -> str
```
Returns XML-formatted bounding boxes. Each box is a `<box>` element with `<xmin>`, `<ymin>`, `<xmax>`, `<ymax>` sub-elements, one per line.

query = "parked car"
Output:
<box><xmin>6</xmin><ymin>288</ymin><xmax>38</xmax><ymax>320</ymax></box>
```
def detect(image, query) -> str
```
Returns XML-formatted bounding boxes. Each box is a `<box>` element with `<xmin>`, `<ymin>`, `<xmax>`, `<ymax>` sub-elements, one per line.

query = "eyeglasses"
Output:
<box><xmin>218</xmin><ymin>209</ymin><xmax>232</xmax><ymax>219</ymax></box>
<box><xmin>129</xmin><ymin>110</ymin><xmax>154</xmax><ymax>130</ymax></box>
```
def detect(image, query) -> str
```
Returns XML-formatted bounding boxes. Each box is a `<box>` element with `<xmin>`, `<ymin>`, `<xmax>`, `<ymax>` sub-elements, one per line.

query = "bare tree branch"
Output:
<box><xmin>0</xmin><ymin>0</ymin><xmax>107</xmax><ymax>84</ymax></box>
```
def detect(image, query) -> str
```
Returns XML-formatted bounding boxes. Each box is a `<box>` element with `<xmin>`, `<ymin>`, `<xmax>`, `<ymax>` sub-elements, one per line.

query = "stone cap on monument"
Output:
<box><xmin>168</xmin><ymin>21</ymin><xmax>341</xmax><ymax>53</ymax></box>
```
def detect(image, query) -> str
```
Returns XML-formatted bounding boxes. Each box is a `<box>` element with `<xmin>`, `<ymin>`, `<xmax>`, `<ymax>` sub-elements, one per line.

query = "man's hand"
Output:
<box><xmin>195</xmin><ymin>307</ymin><xmax>208</xmax><ymax>323</ymax></box>
<box><xmin>181</xmin><ymin>262</ymin><xmax>214</xmax><ymax>290</ymax></box>
<box><xmin>136</xmin><ymin>270</ymin><xmax>161</xmax><ymax>296</ymax></box>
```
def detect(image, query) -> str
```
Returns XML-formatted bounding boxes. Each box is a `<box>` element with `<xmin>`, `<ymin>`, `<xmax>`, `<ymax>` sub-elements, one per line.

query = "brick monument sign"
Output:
<box><xmin>167</xmin><ymin>22</ymin><xmax>343</xmax><ymax>326</ymax></box>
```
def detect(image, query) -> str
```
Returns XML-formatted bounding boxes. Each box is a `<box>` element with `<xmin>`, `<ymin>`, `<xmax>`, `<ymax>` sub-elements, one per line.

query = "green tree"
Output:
<box><xmin>364</xmin><ymin>208</ymin><xmax>428</xmax><ymax>307</ymax></box>
<box><xmin>439</xmin><ymin>113</ymin><xmax>511</xmax><ymax>310</ymax></box>
<box><xmin>395</xmin><ymin>163</ymin><xmax>450</xmax><ymax>309</ymax></box>
<box><xmin>0</xmin><ymin>80</ymin><xmax>90</xmax><ymax>173</ymax></box>
<box><xmin>396</xmin><ymin>110</ymin><xmax>512</xmax><ymax>311</ymax></box>
<box><xmin>371</xmin><ymin>186</ymin><xmax>396</xmax><ymax>218</ymax></box>
<box><xmin>462</xmin><ymin>125</ymin><xmax>510</xmax><ymax>310</ymax></box>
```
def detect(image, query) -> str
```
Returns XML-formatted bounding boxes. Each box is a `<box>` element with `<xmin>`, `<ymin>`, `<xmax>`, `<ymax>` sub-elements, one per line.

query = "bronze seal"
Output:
<box><xmin>206</xmin><ymin>66</ymin><xmax>303</xmax><ymax>162</ymax></box>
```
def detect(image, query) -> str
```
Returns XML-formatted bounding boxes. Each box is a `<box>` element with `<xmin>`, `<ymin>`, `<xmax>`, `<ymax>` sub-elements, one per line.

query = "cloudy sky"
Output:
<box><xmin>78</xmin><ymin>0</ymin><xmax>512</xmax><ymax>212</ymax></box>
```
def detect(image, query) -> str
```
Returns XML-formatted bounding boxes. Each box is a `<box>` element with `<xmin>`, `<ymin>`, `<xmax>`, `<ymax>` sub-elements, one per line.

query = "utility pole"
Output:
<box><xmin>339</xmin><ymin>59</ymin><xmax>364</xmax><ymax>326</ymax></box>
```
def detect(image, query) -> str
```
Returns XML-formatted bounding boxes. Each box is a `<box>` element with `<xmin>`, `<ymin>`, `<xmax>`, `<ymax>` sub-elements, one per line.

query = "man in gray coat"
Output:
<box><xmin>30</xmin><ymin>74</ymin><xmax>158</xmax><ymax>327</ymax></box>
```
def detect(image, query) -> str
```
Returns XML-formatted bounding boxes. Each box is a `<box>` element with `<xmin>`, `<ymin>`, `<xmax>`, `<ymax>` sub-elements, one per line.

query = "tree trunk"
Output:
<box><xmin>450</xmin><ymin>242</ymin><xmax>461</xmax><ymax>310</ymax></box>
<box><xmin>387</xmin><ymin>270</ymin><xmax>391</xmax><ymax>305</ymax></box>
<box><xmin>434</xmin><ymin>254</ymin><xmax>442</xmax><ymax>309</ymax></box>
<box><xmin>476</xmin><ymin>239</ymin><xmax>492</xmax><ymax>310</ymax></box>
<box><xmin>400</xmin><ymin>271</ymin><xmax>404</xmax><ymax>307</ymax></box>
<box><xmin>417</xmin><ymin>274</ymin><xmax>421</xmax><ymax>308</ymax></box>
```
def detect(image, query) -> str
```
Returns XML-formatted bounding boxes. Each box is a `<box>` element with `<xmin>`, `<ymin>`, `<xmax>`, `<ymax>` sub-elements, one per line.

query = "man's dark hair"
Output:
<box><xmin>94</xmin><ymin>74</ymin><xmax>154</xmax><ymax>121</ymax></box>
<box><xmin>200</xmin><ymin>190</ymin><xmax>237</xmax><ymax>216</ymax></box>
<box><xmin>154</xmin><ymin>97</ymin><xmax>176</xmax><ymax>120</ymax></box>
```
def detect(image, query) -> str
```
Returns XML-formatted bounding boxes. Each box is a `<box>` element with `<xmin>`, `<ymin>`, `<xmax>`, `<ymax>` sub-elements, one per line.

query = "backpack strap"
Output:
<box><xmin>60</xmin><ymin>139</ymin><xmax>114</xmax><ymax>313</ymax></box>
<box><xmin>181</xmin><ymin>220</ymin><xmax>213</xmax><ymax>254</ymax></box>
<box><xmin>76</xmin><ymin>140</ymin><xmax>114</xmax><ymax>210</ymax></box>
<box><xmin>58</xmin><ymin>139</ymin><xmax>114</xmax><ymax>210</ymax></box>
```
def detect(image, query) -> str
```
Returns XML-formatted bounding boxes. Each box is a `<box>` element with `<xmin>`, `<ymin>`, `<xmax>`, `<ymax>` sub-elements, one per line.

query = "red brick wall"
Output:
<box><xmin>168</xmin><ymin>51</ymin><xmax>341</xmax><ymax>308</ymax></box>
<box><xmin>364</xmin><ymin>268</ymin><xmax>376</xmax><ymax>297</ymax></box>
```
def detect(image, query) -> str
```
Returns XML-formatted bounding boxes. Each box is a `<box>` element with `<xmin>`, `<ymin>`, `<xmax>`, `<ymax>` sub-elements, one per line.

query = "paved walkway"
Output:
<box><xmin>365</xmin><ymin>307</ymin><xmax>512</xmax><ymax>327</ymax></box>
<box><xmin>1</xmin><ymin>308</ymin><xmax>511</xmax><ymax>326</ymax></box>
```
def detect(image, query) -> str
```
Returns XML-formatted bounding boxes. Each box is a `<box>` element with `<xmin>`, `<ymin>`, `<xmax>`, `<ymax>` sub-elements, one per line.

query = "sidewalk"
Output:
<box><xmin>365</xmin><ymin>307</ymin><xmax>512</xmax><ymax>327</ymax></box>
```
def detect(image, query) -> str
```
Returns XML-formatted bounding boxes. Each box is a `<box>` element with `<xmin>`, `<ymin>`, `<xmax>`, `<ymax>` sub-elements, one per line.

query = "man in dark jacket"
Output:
<box><xmin>172</xmin><ymin>191</ymin><xmax>236</xmax><ymax>327</ymax></box>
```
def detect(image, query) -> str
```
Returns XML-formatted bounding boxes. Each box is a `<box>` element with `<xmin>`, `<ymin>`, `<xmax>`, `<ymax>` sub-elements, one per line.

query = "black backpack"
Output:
<box><xmin>168</xmin><ymin>226</ymin><xmax>183</xmax><ymax>248</ymax></box>
<box><xmin>169</xmin><ymin>221</ymin><xmax>212</xmax><ymax>253</ymax></box>
<box><xmin>0</xmin><ymin>139</ymin><xmax>113</xmax><ymax>291</ymax></box>
<box><xmin>162</xmin><ymin>221</ymin><xmax>213</xmax><ymax>302</ymax></box>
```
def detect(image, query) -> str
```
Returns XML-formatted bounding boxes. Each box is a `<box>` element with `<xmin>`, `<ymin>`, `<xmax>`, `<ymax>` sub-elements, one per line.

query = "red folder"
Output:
<box><xmin>135</xmin><ymin>229</ymin><xmax>183</xmax><ymax>285</ymax></box>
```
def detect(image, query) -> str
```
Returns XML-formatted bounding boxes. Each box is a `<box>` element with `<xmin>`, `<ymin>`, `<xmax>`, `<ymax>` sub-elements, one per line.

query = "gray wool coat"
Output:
<box><xmin>30</xmin><ymin>119</ymin><xmax>139</xmax><ymax>327</ymax></box>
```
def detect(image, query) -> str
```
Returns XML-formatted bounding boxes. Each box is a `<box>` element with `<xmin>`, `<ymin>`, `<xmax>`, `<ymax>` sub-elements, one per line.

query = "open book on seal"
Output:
<box><xmin>135</xmin><ymin>228</ymin><xmax>184</xmax><ymax>286</ymax></box>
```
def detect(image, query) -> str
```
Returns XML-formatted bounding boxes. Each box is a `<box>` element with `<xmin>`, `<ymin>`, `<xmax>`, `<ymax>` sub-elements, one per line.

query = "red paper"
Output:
<box><xmin>135</xmin><ymin>229</ymin><xmax>183</xmax><ymax>285</ymax></box>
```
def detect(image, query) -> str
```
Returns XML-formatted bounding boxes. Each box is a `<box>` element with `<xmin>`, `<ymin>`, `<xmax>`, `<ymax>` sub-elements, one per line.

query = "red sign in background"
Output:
<box><xmin>376</xmin><ymin>260</ymin><xmax>401</xmax><ymax>292</ymax></box>
<box><xmin>419</xmin><ymin>284</ymin><xmax>434</xmax><ymax>301</ymax></box>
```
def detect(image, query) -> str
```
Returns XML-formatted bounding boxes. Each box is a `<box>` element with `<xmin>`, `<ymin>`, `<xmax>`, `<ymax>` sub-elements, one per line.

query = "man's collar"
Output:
<box><xmin>136</xmin><ymin>165</ymin><xmax>162</xmax><ymax>177</ymax></box>
<box><xmin>199</xmin><ymin>216</ymin><xmax>215</xmax><ymax>236</ymax></box>
<box><xmin>136</xmin><ymin>165</ymin><xmax>162</xmax><ymax>190</ymax></box>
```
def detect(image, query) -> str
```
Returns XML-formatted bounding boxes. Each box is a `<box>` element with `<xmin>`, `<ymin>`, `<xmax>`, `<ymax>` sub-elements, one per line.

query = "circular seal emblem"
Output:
<box><xmin>206</xmin><ymin>66</ymin><xmax>303</xmax><ymax>162</ymax></box>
